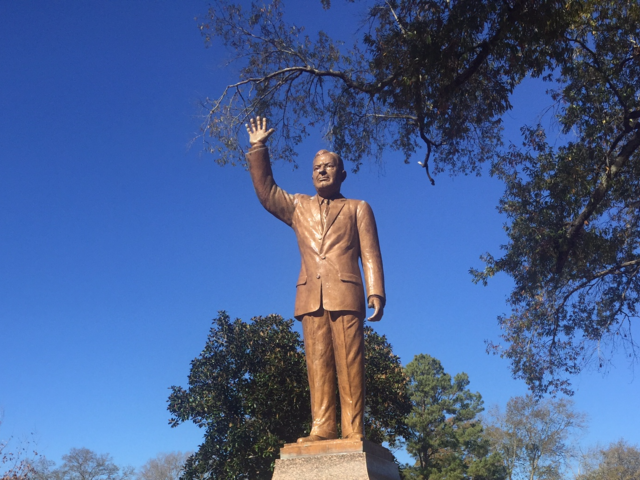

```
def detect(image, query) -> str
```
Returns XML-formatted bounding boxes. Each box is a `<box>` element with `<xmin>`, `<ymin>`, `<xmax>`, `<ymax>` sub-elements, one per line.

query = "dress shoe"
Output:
<box><xmin>344</xmin><ymin>432</ymin><xmax>364</xmax><ymax>441</ymax></box>
<box><xmin>296</xmin><ymin>434</ymin><xmax>335</xmax><ymax>443</ymax></box>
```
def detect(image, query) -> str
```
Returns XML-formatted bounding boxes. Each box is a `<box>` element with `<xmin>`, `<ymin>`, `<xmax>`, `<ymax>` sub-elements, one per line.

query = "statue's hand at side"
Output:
<box><xmin>246</xmin><ymin>116</ymin><xmax>275</xmax><ymax>146</ymax></box>
<box><xmin>367</xmin><ymin>295</ymin><xmax>384</xmax><ymax>322</ymax></box>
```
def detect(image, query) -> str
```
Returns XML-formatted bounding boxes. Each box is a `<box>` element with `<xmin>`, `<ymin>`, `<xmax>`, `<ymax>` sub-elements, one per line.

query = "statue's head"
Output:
<box><xmin>312</xmin><ymin>150</ymin><xmax>346</xmax><ymax>198</ymax></box>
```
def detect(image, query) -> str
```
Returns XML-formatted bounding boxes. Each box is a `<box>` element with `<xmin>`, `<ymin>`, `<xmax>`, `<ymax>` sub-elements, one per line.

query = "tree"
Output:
<box><xmin>473</xmin><ymin>0</ymin><xmax>640</xmax><ymax>395</ymax></box>
<box><xmin>401</xmin><ymin>354</ymin><xmax>506</xmax><ymax>480</ymax></box>
<box><xmin>30</xmin><ymin>448</ymin><xmax>133</xmax><ymax>480</ymax></box>
<box><xmin>484</xmin><ymin>395</ymin><xmax>587</xmax><ymax>480</ymax></box>
<box><xmin>197</xmin><ymin>0</ymin><xmax>640</xmax><ymax>395</ymax></box>
<box><xmin>167</xmin><ymin>312</ymin><xmax>309</xmax><ymax>480</ymax></box>
<box><xmin>198</xmin><ymin>0</ymin><xmax>576</xmax><ymax>177</ymax></box>
<box><xmin>24</xmin><ymin>457</ymin><xmax>57</xmax><ymax>480</ymax></box>
<box><xmin>59</xmin><ymin>448</ymin><xmax>133</xmax><ymax>480</ymax></box>
<box><xmin>136</xmin><ymin>452</ymin><xmax>190</xmax><ymax>480</ymax></box>
<box><xmin>1</xmin><ymin>413</ymin><xmax>38</xmax><ymax>480</ymax></box>
<box><xmin>362</xmin><ymin>325</ymin><xmax>412</xmax><ymax>446</ymax></box>
<box><xmin>576</xmin><ymin>440</ymin><xmax>640</xmax><ymax>480</ymax></box>
<box><xmin>167</xmin><ymin>311</ymin><xmax>410</xmax><ymax>480</ymax></box>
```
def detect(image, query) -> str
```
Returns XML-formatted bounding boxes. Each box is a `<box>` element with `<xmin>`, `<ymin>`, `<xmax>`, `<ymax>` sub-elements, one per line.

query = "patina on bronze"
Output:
<box><xmin>245</xmin><ymin>117</ymin><xmax>385</xmax><ymax>443</ymax></box>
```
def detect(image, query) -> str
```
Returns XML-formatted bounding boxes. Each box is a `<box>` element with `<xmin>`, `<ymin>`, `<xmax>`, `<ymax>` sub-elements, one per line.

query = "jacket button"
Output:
<box><xmin>316</xmin><ymin>274</ymin><xmax>321</xmax><ymax>279</ymax></box>
<box><xmin>321</xmin><ymin>256</ymin><xmax>326</xmax><ymax>260</ymax></box>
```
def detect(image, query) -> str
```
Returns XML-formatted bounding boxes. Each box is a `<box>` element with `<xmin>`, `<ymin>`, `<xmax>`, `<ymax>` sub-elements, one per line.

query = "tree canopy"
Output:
<box><xmin>136</xmin><ymin>452</ymin><xmax>191</xmax><ymax>480</ymax></box>
<box><xmin>198</xmin><ymin>0</ymin><xmax>640</xmax><ymax>395</ymax></box>
<box><xmin>576</xmin><ymin>439</ymin><xmax>640</xmax><ymax>480</ymax></box>
<box><xmin>484</xmin><ymin>395</ymin><xmax>587</xmax><ymax>480</ymax></box>
<box><xmin>474</xmin><ymin>0</ymin><xmax>640</xmax><ymax>395</ymax></box>
<box><xmin>199</xmin><ymin>0</ymin><xmax>577</xmax><ymax>177</ymax></box>
<box><xmin>402</xmin><ymin>354</ymin><xmax>506</xmax><ymax>480</ymax></box>
<box><xmin>29</xmin><ymin>448</ymin><xmax>134</xmax><ymax>480</ymax></box>
<box><xmin>167</xmin><ymin>312</ymin><xmax>410</xmax><ymax>480</ymax></box>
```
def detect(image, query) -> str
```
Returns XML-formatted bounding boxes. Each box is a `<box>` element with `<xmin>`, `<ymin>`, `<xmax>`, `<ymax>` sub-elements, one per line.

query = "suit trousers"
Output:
<box><xmin>301</xmin><ymin>308</ymin><xmax>365</xmax><ymax>438</ymax></box>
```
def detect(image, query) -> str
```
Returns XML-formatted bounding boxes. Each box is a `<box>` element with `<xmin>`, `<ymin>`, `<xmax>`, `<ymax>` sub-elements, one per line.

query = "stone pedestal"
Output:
<box><xmin>272</xmin><ymin>438</ymin><xmax>401</xmax><ymax>480</ymax></box>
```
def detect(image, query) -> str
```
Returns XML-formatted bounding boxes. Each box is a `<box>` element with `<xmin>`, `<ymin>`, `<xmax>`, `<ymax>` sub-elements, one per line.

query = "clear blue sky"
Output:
<box><xmin>1</xmin><ymin>0</ymin><xmax>638</xmax><ymax>472</ymax></box>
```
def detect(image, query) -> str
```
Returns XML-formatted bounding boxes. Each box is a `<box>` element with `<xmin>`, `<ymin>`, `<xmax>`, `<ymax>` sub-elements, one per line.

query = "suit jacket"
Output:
<box><xmin>246</xmin><ymin>145</ymin><xmax>385</xmax><ymax>319</ymax></box>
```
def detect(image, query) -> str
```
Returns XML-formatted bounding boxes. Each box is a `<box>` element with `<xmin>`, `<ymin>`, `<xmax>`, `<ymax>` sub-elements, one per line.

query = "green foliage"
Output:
<box><xmin>401</xmin><ymin>354</ymin><xmax>506</xmax><ymax>480</ymax></box>
<box><xmin>197</xmin><ymin>0</ymin><xmax>578</xmax><ymax>176</ymax></box>
<box><xmin>198</xmin><ymin>0</ymin><xmax>640</xmax><ymax>394</ymax></box>
<box><xmin>168</xmin><ymin>312</ymin><xmax>308</xmax><ymax>480</ymax></box>
<box><xmin>200</xmin><ymin>0</ymin><xmax>640</xmax><ymax>400</ymax></box>
<box><xmin>363</xmin><ymin>326</ymin><xmax>412</xmax><ymax>446</ymax></box>
<box><xmin>168</xmin><ymin>312</ymin><xmax>411</xmax><ymax>480</ymax></box>
<box><xmin>472</xmin><ymin>0</ymin><xmax>640</xmax><ymax>395</ymax></box>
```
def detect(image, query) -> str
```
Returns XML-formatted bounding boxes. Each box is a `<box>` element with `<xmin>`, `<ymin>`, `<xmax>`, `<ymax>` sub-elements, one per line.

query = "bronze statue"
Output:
<box><xmin>245</xmin><ymin>116</ymin><xmax>385</xmax><ymax>443</ymax></box>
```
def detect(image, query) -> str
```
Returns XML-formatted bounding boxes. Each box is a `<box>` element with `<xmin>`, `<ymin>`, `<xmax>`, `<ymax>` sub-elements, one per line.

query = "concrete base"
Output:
<box><xmin>272</xmin><ymin>439</ymin><xmax>401</xmax><ymax>480</ymax></box>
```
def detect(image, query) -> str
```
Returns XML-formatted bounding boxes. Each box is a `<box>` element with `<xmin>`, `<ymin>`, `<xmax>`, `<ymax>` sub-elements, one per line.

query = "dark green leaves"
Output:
<box><xmin>168</xmin><ymin>312</ymin><xmax>308</xmax><ymax>480</ymax></box>
<box><xmin>198</xmin><ymin>0</ymin><xmax>578</xmax><ymax>176</ymax></box>
<box><xmin>199</xmin><ymin>0</ymin><xmax>639</xmax><ymax>411</ymax></box>
<box><xmin>363</xmin><ymin>326</ymin><xmax>412</xmax><ymax>446</ymax></box>
<box><xmin>168</xmin><ymin>312</ymin><xmax>411</xmax><ymax>479</ymax></box>
<box><xmin>474</xmin><ymin>0</ymin><xmax>640</xmax><ymax>396</ymax></box>
<box><xmin>402</xmin><ymin>354</ymin><xmax>506</xmax><ymax>480</ymax></box>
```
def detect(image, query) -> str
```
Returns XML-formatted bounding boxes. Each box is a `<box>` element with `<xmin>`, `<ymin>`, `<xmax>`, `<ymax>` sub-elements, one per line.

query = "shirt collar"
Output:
<box><xmin>316</xmin><ymin>193</ymin><xmax>342</xmax><ymax>205</ymax></box>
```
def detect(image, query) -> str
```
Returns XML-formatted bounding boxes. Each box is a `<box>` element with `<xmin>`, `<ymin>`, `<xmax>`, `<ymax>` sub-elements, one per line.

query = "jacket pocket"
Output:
<box><xmin>339</xmin><ymin>272</ymin><xmax>362</xmax><ymax>284</ymax></box>
<box><xmin>296</xmin><ymin>274</ymin><xmax>307</xmax><ymax>286</ymax></box>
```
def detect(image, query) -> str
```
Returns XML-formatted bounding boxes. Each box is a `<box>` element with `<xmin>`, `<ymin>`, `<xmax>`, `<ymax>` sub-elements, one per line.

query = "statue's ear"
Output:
<box><xmin>341</xmin><ymin>169</ymin><xmax>347</xmax><ymax>183</ymax></box>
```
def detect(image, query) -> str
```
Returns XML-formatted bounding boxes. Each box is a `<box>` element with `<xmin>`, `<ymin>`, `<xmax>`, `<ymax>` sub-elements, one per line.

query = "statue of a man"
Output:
<box><xmin>245</xmin><ymin>116</ymin><xmax>385</xmax><ymax>443</ymax></box>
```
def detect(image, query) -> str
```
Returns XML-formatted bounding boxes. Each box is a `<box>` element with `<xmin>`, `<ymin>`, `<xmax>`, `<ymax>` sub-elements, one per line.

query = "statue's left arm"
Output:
<box><xmin>356</xmin><ymin>201</ymin><xmax>385</xmax><ymax>322</ymax></box>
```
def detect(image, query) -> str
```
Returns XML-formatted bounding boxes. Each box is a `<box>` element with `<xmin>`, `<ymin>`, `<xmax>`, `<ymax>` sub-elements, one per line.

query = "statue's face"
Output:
<box><xmin>312</xmin><ymin>153</ymin><xmax>346</xmax><ymax>197</ymax></box>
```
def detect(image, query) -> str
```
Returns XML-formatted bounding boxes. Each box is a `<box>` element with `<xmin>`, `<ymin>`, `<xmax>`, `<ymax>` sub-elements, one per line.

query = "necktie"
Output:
<box><xmin>321</xmin><ymin>199</ymin><xmax>330</xmax><ymax>232</ymax></box>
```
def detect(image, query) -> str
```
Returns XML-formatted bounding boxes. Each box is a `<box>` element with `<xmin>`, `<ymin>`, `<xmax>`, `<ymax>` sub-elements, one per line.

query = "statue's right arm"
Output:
<box><xmin>245</xmin><ymin>143</ymin><xmax>296</xmax><ymax>226</ymax></box>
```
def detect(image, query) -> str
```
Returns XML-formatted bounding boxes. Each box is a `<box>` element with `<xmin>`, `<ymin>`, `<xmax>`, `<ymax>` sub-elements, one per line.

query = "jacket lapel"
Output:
<box><xmin>309</xmin><ymin>195</ymin><xmax>323</xmax><ymax>237</ymax></box>
<box><xmin>323</xmin><ymin>197</ymin><xmax>346</xmax><ymax>237</ymax></box>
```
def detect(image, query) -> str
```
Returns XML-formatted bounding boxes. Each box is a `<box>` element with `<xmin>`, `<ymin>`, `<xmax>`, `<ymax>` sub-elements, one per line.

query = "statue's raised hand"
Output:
<box><xmin>246</xmin><ymin>116</ymin><xmax>275</xmax><ymax>146</ymax></box>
